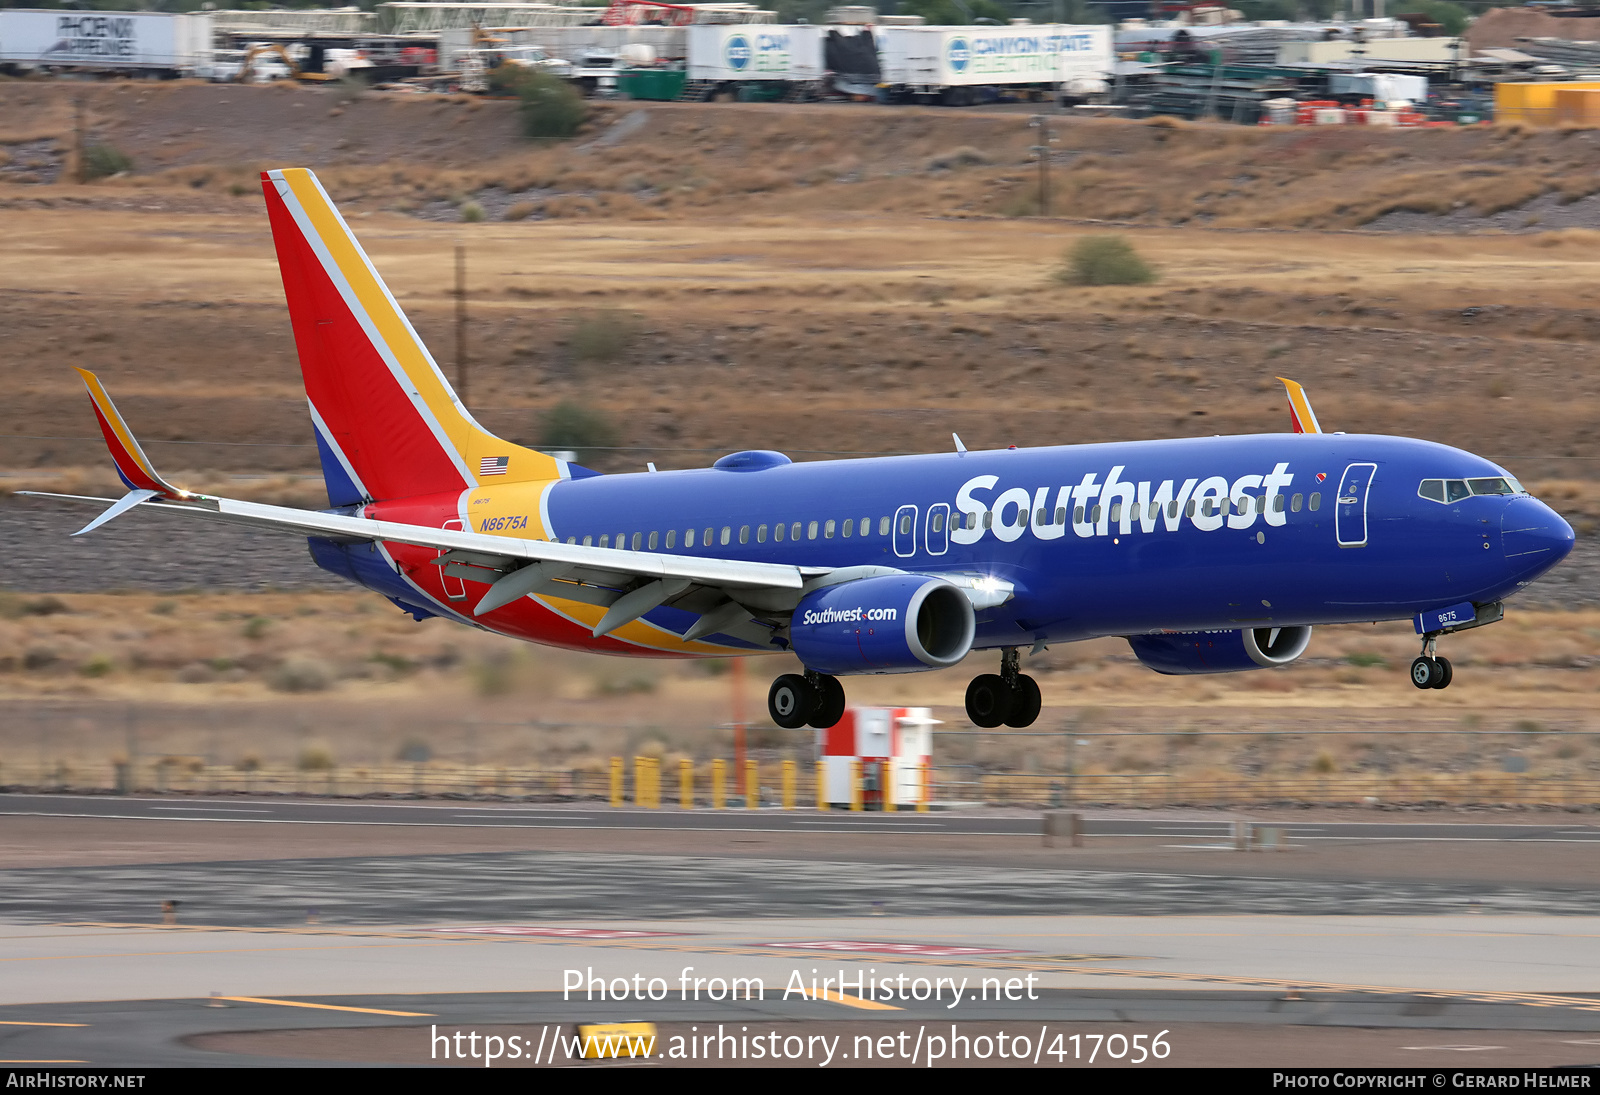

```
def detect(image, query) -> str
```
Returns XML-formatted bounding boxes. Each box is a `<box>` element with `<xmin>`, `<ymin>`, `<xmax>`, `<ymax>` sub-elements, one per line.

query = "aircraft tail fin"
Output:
<box><xmin>1276</xmin><ymin>377</ymin><xmax>1323</xmax><ymax>435</ymax></box>
<box><xmin>260</xmin><ymin>168</ymin><xmax>571</xmax><ymax>506</ymax></box>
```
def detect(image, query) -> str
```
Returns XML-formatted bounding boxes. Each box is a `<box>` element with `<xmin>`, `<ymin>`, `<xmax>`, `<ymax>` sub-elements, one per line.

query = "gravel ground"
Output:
<box><xmin>0</xmin><ymin>849</ymin><xmax>1593</xmax><ymax>924</ymax></box>
<box><xmin>1366</xmin><ymin>191</ymin><xmax>1600</xmax><ymax>235</ymax></box>
<box><xmin>1</xmin><ymin>494</ymin><xmax>1594</xmax><ymax>605</ymax></box>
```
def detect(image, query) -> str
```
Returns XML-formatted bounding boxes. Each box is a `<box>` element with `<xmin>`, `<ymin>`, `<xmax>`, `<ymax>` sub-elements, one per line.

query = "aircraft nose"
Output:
<box><xmin>1502</xmin><ymin>496</ymin><xmax>1575</xmax><ymax>574</ymax></box>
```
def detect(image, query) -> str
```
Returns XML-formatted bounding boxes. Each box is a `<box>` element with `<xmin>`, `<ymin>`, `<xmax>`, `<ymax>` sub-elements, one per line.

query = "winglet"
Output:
<box><xmin>74</xmin><ymin>368</ymin><xmax>190</xmax><ymax>499</ymax></box>
<box><xmin>1276</xmin><ymin>377</ymin><xmax>1323</xmax><ymax>435</ymax></box>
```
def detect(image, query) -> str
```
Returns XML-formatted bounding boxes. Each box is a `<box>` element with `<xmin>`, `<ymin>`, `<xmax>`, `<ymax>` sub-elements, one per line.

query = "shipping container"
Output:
<box><xmin>0</xmin><ymin>9</ymin><xmax>212</xmax><ymax>74</ymax></box>
<box><xmin>1495</xmin><ymin>80</ymin><xmax>1600</xmax><ymax>126</ymax></box>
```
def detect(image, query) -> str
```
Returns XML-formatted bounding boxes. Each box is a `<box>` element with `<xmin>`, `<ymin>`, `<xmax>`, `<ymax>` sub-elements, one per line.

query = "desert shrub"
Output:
<box><xmin>927</xmin><ymin>146</ymin><xmax>990</xmax><ymax>171</ymax></box>
<box><xmin>297</xmin><ymin>746</ymin><xmax>336</xmax><ymax>771</ymax></box>
<box><xmin>80</xmin><ymin>654</ymin><xmax>113</xmax><ymax>678</ymax></box>
<box><xmin>82</xmin><ymin>144</ymin><xmax>132</xmax><ymax>181</ymax></box>
<box><xmin>539</xmin><ymin>400</ymin><xmax>619</xmax><ymax>464</ymax></box>
<box><xmin>1055</xmin><ymin>235</ymin><xmax>1157</xmax><ymax>287</ymax></box>
<box><xmin>569</xmin><ymin>308</ymin><xmax>639</xmax><ymax>364</ymax></box>
<box><xmin>504</xmin><ymin>200</ymin><xmax>539</xmax><ymax>221</ymax></box>
<box><xmin>516</xmin><ymin>69</ymin><xmax>587</xmax><ymax>143</ymax></box>
<box><xmin>268</xmin><ymin>657</ymin><xmax>331</xmax><ymax>693</ymax></box>
<box><xmin>243</xmin><ymin>616</ymin><xmax>271</xmax><ymax>640</ymax></box>
<box><xmin>1345</xmin><ymin>651</ymin><xmax>1386</xmax><ymax>668</ymax></box>
<box><xmin>459</xmin><ymin>200</ymin><xmax>486</xmax><ymax>223</ymax></box>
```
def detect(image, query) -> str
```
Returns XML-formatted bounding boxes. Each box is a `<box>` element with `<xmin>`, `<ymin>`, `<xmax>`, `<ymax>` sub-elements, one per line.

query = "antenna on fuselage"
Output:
<box><xmin>953</xmin><ymin>433</ymin><xmax>967</xmax><ymax>456</ymax></box>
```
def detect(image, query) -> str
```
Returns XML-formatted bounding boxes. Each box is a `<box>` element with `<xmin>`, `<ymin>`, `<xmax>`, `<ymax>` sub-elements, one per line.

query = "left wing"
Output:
<box><xmin>31</xmin><ymin>369</ymin><xmax>826</xmax><ymax>645</ymax></box>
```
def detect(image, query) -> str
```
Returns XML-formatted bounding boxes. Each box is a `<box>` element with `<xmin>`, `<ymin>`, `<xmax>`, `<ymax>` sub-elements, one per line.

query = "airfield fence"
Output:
<box><xmin>1</xmin><ymin>704</ymin><xmax>1596</xmax><ymax>808</ymax></box>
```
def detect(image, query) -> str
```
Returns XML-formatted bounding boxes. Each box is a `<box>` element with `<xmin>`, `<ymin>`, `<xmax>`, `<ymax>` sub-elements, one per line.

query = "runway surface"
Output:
<box><xmin>3</xmin><ymin>916</ymin><xmax>1600</xmax><ymax>1066</ymax></box>
<box><xmin>5</xmin><ymin>796</ymin><xmax>1598</xmax><ymax>1067</ymax></box>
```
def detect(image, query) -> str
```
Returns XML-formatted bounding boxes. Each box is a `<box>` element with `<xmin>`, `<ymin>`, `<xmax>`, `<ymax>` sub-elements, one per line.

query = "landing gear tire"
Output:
<box><xmin>1004</xmin><ymin>674</ymin><xmax>1042</xmax><ymax>728</ymax></box>
<box><xmin>1431</xmin><ymin>656</ymin><xmax>1453</xmax><ymax>690</ymax></box>
<box><xmin>769</xmin><ymin>674</ymin><xmax>816</xmax><ymax>729</ymax></box>
<box><xmin>808</xmin><ymin>674</ymin><xmax>847</xmax><ymax>729</ymax></box>
<box><xmin>965</xmin><ymin>673</ymin><xmax>1014</xmax><ymax>728</ymax></box>
<box><xmin>1410</xmin><ymin>657</ymin><xmax>1446</xmax><ymax>690</ymax></box>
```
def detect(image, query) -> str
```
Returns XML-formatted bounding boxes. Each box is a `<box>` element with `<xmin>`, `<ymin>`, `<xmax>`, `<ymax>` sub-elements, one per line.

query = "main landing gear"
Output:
<box><xmin>965</xmin><ymin>647</ymin><xmax>1042</xmax><ymax>728</ymax></box>
<box><xmin>1410</xmin><ymin>634</ymin><xmax>1454</xmax><ymax>690</ymax></box>
<box><xmin>769</xmin><ymin>670</ymin><xmax>847</xmax><ymax>729</ymax></box>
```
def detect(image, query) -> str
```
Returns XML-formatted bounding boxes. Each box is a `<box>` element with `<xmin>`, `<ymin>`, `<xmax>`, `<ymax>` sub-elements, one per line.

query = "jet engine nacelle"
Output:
<box><xmin>790</xmin><ymin>574</ymin><xmax>975</xmax><ymax>675</ymax></box>
<box><xmin>1127</xmin><ymin>626</ymin><xmax>1313</xmax><ymax>675</ymax></box>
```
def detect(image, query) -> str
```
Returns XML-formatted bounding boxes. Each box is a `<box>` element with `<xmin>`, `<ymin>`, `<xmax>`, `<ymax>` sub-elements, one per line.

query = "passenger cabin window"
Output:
<box><xmin>774</xmin><ymin>523</ymin><xmax>785</xmax><ymax>543</ymax></box>
<box><xmin>931</xmin><ymin>511</ymin><xmax>944</xmax><ymax>533</ymax></box>
<box><xmin>685</xmin><ymin>529</ymin><xmax>695</xmax><ymax>547</ymax></box>
<box><xmin>1291</xmin><ymin>493</ymin><xmax>1303</xmax><ymax>512</ymax></box>
<box><xmin>807</xmin><ymin>521</ymin><xmax>819</xmax><ymax>540</ymax></box>
<box><xmin>841</xmin><ymin>519</ymin><xmax>852</xmax><ymax>538</ymax></box>
<box><xmin>1057</xmin><ymin>507</ymin><xmax>1069</xmax><ymax>525</ymax></box>
<box><xmin>632</xmin><ymin>532</ymin><xmax>642</xmax><ymax>550</ymax></box>
<box><xmin>825</xmin><ymin>520</ymin><xmax>836</xmax><ymax>539</ymax></box>
<box><xmin>793</xmin><ymin>522</ymin><xmax>803</xmax><ymax>540</ymax></box>
<box><xmin>982</xmin><ymin>512</ymin><xmax>993</xmax><ymax>530</ymax></box>
<box><xmin>704</xmin><ymin>527</ymin><xmax>713</xmax><ymax>547</ymax></box>
<box><xmin>666</xmin><ymin>530</ymin><xmax>676</xmax><ymax>549</ymax></box>
<box><xmin>739</xmin><ymin>525</ymin><xmax>749</xmax><ymax>544</ymax></box>
<box><xmin>599</xmin><ymin>534</ymin><xmax>609</xmax><ymax>548</ymax></box>
<box><xmin>648</xmin><ymin>531</ymin><xmax>658</xmax><ymax>550</ymax></box>
<box><xmin>860</xmin><ymin>518</ymin><xmax>871</xmax><ymax>536</ymax></box>
<box><xmin>1309</xmin><ymin>493</ymin><xmax>1321</xmax><ymax>511</ymax></box>
<box><xmin>898</xmin><ymin>514</ymin><xmax>913</xmax><ymax>535</ymax></box>
<box><xmin>757</xmin><ymin>524</ymin><xmax>767</xmax><ymax>543</ymax></box>
<box><xmin>720</xmin><ymin>526</ymin><xmax>731</xmax><ymax>546</ymax></box>
<box><xmin>878</xmin><ymin>516</ymin><xmax>890</xmax><ymax>536</ymax></box>
<box><xmin>583</xmin><ymin>535</ymin><xmax>593</xmax><ymax>547</ymax></box>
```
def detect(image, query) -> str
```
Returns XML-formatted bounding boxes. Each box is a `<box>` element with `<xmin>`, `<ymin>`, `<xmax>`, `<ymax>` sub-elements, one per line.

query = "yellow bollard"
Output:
<box><xmin>850</xmin><ymin>758</ymin><xmax>863</xmax><ymax>812</ymax></box>
<box><xmin>918</xmin><ymin>761</ymin><xmax>930</xmax><ymax>813</ymax></box>
<box><xmin>680</xmin><ymin>758</ymin><xmax>693</xmax><ymax>809</ymax></box>
<box><xmin>782</xmin><ymin>759</ymin><xmax>795</xmax><ymax>810</ymax></box>
<box><xmin>817</xmin><ymin>760</ymin><xmax>828</xmax><ymax>811</ymax></box>
<box><xmin>633</xmin><ymin>756</ymin><xmax>646</xmax><ymax>808</ymax></box>
<box><xmin>610</xmin><ymin>756</ymin><xmax>623</xmax><ymax>808</ymax></box>
<box><xmin>746</xmin><ymin>758</ymin><xmax>759</xmax><ymax>810</ymax></box>
<box><xmin>648</xmin><ymin>758</ymin><xmax>660</xmax><ymax>809</ymax></box>
<box><xmin>884</xmin><ymin>760</ymin><xmax>896</xmax><ymax>812</ymax></box>
<box><xmin>711</xmin><ymin>758</ymin><xmax>725</xmax><ymax>810</ymax></box>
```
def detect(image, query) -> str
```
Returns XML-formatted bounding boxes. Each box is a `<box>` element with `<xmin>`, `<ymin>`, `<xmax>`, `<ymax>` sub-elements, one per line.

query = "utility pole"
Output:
<box><xmin>74</xmin><ymin>96</ymin><xmax>86</xmax><ymax>184</ymax></box>
<box><xmin>1029</xmin><ymin>114</ymin><xmax>1056</xmax><ymax>217</ymax></box>
<box><xmin>454</xmin><ymin>241</ymin><xmax>468</xmax><ymax>404</ymax></box>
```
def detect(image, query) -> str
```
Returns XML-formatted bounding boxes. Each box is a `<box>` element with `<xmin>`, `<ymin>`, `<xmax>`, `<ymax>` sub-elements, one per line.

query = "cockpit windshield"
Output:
<box><xmin>1418</xmin><ymin>476</ymin><xmax>1525</xmax><ymax>503</ymax></box>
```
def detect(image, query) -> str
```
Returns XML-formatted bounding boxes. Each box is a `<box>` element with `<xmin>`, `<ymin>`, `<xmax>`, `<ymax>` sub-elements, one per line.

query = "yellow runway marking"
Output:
<box><xmin>816</xmin><ymin>989</ymin><xmax>900</xmax><ymax>1011</ymax></box>
<box><xmin>0</xmin><ymin>1061</ymin><xmax>87</xmax><ymax>1065</ymax></box>
<box><xmin>0</xmin><ymin>1021</ymin><xmax>88</xmax><ymax>1027</ymax></box>
<box><xmin>215</xmin><ymin>996</ymin><xmax>433</xmax><ymax>1017</ymax></box>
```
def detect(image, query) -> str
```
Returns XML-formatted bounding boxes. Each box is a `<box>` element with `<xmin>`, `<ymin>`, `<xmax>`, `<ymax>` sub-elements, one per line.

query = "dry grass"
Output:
<box><xmin>0</xmin><ymin>592</ymin><xmax>1596</xmax><ymax>800</ymax></box>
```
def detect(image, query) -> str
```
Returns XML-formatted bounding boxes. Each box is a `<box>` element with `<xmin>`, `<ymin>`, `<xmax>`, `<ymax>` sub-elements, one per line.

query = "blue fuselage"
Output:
<box><xmin>539</xmin><ymin>433</ymin><xmax>1574</xmax><ymax>650</ymax></box>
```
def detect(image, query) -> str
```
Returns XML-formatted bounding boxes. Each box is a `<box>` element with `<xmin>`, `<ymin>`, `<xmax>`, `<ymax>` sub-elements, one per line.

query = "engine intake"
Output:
<box><xmin>1127</xmin><ymin>626</ymin><xmax>1312</xmax><ymax>675</ymax></box>
<box><xmin>790</xmin><ymin>575</ymin><xmax>975</xmax><ymax>676</ymax></box>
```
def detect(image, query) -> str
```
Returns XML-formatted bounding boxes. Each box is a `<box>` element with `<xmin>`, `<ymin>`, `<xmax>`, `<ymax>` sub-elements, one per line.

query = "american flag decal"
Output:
<box><xmin>479</xmin><ymin>456</ymin><xmax>510</xmax><ymax>477</ymax></box>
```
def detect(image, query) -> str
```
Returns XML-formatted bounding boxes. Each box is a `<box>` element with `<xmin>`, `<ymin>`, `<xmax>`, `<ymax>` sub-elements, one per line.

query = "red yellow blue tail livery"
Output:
<box><xmin>28</xmin><ymin>169</ymin><xmax>1574</xmax><ymax>729</ymax></box>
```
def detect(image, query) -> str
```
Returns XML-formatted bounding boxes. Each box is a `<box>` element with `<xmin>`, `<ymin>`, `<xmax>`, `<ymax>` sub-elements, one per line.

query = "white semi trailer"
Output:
<box><xmin>0</xmin><ymin>10</ymin><xmax>213</xmax><ymax>76</ymax></box>
<box><xmin>677</xmin><ymin>21</ymin><xmax>1110</xmax><ymax>104</ymax></box>
<box><xmin>876</xmin><ymin>24</ymin><xmax>1110</xmax><ymax>104</ymax></box>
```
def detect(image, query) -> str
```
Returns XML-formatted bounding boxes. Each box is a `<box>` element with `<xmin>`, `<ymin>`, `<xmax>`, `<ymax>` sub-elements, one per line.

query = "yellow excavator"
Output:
<box><xmin>236</xmin><ymin>43</ymin><xmax>336</xmax><ymax>84</ymax></box>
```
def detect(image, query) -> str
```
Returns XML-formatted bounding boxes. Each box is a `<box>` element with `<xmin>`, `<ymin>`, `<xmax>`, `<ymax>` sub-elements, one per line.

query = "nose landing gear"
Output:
<box><xmin>1410</xmin><ymin>634</ymin><xmax>1453</xmax><ymax>690</ymax></box>
<box><xmin>768</xmin><ymin>670</ymin><xmax>847</xmax><ymax>729</ymax></box>
<box><xmin>965</xmin><ymin>647</ymin><xmax>1042</xmax><ymax>728</ymax></box>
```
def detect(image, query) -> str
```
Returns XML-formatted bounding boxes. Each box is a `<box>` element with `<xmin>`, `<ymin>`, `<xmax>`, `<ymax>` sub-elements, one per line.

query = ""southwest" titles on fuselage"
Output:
<box><xmin>953</xmin><ymin>462</ymin><xmax>1302</xmax><ymax>542</ymax></box>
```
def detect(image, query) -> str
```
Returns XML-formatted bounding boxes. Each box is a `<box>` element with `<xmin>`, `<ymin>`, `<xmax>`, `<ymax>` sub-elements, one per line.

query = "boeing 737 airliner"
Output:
<box><xmin>32</xmin><ymin>168</ymin><xmax>1575</xmax><ymax>730</ymax></box>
